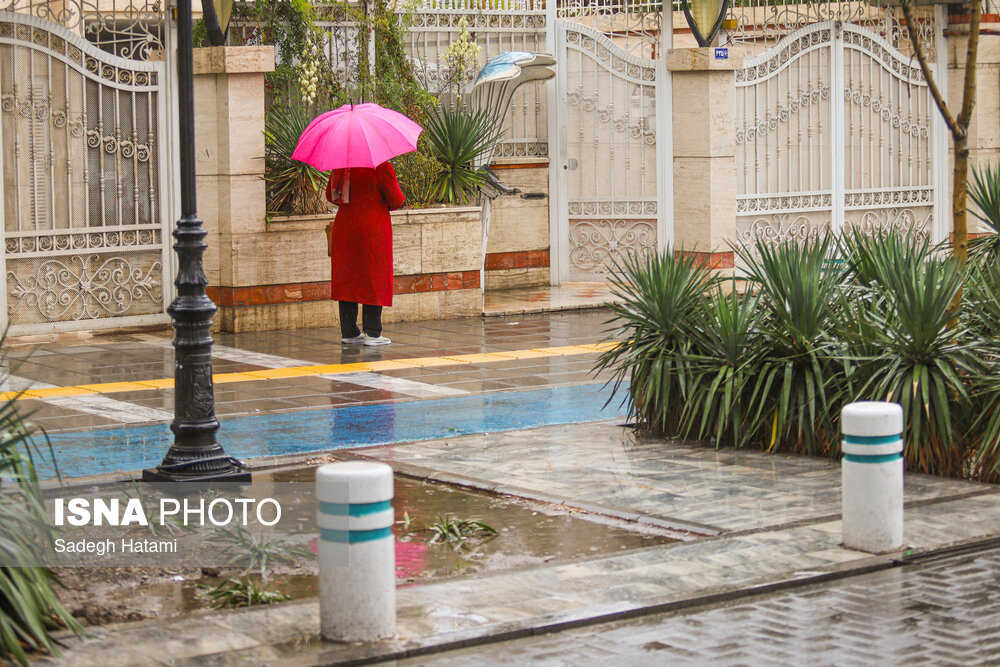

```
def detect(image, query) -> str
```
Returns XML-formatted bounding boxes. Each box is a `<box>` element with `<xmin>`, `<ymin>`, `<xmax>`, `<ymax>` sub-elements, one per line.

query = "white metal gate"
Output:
<box><xmin>0</xmin><ymin>12</ymin><xmax>173</xmax><ymax>334</ymax></box>
<box><xmin>735</xmin><ymin>21</ymin><xmax>947</xmax><ymax>250</ymax></box>
<box><xmin>550</xmin><ymin>18</ymin><xmax>670</xmax><ymax>282</ymax></box>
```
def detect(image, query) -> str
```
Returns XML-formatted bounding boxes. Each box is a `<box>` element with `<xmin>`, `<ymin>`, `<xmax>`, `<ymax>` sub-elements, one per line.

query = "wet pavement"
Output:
<box><xmin>15</xmin><ymin>307</ymin><xmax>1000</xmax><ymax>665</ymax></box>
<box><xmin>4</xmin><ymin>310</ymin><xmax>614</xmax><ymax>437</ymax></box>
<box><xmin>397</xmin><ymin>543</ymin><xmax>1000</xmax><ymax>666</ymax></box>
<box><xmin>47</xmin><ymin>420</ymin><xmax>1000</xmax><ymax>666</ymax></box>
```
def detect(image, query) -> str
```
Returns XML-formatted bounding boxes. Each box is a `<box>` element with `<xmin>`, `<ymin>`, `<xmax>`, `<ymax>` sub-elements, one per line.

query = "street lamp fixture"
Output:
<box><xmin>143</xmin><ymin>0</ymin><xmax>249</xmax><ymax>483</ymax></box>
<box><xmin>202</xmin><ymin>0</ymin><xmax>233</xmax><ymax>47</ymax></box>
<box><xmin>680</xmin><ymin>0</ymin><xmax>731</xmax><ymax>47</ymax></box>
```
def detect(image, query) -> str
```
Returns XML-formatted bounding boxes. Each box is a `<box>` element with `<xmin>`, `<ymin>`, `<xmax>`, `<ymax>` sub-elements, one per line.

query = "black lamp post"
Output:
<box><xmin>143</xmin><ymin>0</ymin><xmax>248</xmax><ymax>482</ymax></box>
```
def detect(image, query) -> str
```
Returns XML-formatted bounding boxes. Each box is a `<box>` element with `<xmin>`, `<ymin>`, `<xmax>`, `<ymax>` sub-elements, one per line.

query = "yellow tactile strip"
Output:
<box><xmin>2</xmin><ymin>342</ymin><xmax>619</xmax><ymax>402</ymax></box>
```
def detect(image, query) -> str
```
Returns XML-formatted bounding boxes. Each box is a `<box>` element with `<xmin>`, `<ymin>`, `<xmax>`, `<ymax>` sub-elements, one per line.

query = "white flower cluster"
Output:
<box><xmin>442</xmin><ymin>17</ymin><xmax>480</xmax><ymax>96</ymax></box>
<box><xmin>298</xmin><ymin>36</ymin><xmax>324</xmax><ymax>106</ymax></box>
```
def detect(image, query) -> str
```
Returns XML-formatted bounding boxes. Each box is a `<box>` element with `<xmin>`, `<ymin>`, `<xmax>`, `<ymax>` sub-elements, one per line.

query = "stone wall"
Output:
<box><xmin>483</xmin><ymin>160</ymin><xmax>551</xmax><ymax>290</ymax></box>
<box><xmin>204</xmin><ymin>207</ymin><xmax>483</xmax><ymax>332</ymax></box>
<box><xmin>946</xmin><ymin>16</ymin><xmax>1000</xmax><ymax>234</ymax></box>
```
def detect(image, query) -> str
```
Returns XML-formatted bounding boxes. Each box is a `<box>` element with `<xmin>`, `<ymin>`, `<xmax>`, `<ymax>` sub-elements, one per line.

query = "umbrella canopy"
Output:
<box><xmin>291</xmin><ymin>102</ymin><xmax>423</xmax><ymax>171</ymax></box>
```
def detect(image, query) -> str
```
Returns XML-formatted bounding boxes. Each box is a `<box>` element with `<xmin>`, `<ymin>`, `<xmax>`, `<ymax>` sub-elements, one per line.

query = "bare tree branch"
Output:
<box><xmin>900</xmin><ymin>0</ymin><xmax>959</xmax><ymax>136</ymax></box>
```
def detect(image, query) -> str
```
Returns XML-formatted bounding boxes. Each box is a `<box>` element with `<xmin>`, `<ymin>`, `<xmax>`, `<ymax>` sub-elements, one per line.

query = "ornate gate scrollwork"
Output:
<box><xmin>0</xmin><ymin>13</ymin><xmax>169</xmax><ymax>331</ymax></box>
<box><xmin>734</xmin><ymin>21</ymin><xmax>942</xmax><ymax>256</ymax></box>
<box><xmin>558</xmin><ymin>22</ymin><xmax>661</xmax><ymax>279</ymax></box>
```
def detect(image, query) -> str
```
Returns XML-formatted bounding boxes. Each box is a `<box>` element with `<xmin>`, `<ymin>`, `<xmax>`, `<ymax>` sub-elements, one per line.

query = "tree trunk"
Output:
<box><xmin>953</xmin><ymin>132</ymin><xmax>969</xmax><ymax>266</ymax></box>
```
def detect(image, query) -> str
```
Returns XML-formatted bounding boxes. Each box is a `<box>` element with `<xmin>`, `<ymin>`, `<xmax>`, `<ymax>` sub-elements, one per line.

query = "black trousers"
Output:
<box><xmin>339</xmin><ymin>301</ymin><xmax>382</xmax><ymax>338</ymax></box>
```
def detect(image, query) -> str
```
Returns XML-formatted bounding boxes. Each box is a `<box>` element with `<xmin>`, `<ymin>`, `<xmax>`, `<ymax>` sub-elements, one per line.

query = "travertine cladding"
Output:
<box><xmin>668</xmin><ymin>48</ymin><xmax>742</xmax><ymax>254</ymax></box>
<box><xmin>485</xmin><ymin>268</ymin><xmax>549</xmax><ymax>291</ymax></box>
<box><xmin>487</xmin><ymin>164</ymin><xmax>550</xmax><ymax>255</ymax></box>
<box><xmin>393</xmin><ymin>207</ymin><xmax>483</xmax><ymax>276</ymax></box>
<box><xmin>485</xmin><ymin>162</ymin><xmax>550</xmax><ymax>289</ymax></box>
<box><xmin>193</xmin><ymin>46</ymin><xmax>274</xmax><ymax>288</ymax></box>
<box><xmin>946</xmin><ymin>28</ymin><xmax>1000</xmax><ymax>234</ymax></box>
<box><xmin>213</xmin><ymin>207</ymin><xmax>483</xmax><ymax>332</ymax></box>
<box><xmin>215</xmin><ymin>284</ymin><xmax>483</xmax><ymax>332</ymax></box>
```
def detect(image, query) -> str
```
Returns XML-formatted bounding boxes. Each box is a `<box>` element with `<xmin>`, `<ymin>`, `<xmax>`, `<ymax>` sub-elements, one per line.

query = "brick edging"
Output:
<box><xmin>485</xmin><ymin>250</ymin><xmax>550</xmax><ymax>271</ymax></box>
<box><xmin>675</xmin><ymin>250</ymin><xmax>735</xmax><ymax>270</ymax></box>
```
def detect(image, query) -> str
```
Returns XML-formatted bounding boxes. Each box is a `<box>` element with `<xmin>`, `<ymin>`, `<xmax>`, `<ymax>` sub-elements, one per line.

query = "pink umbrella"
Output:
<box><xmin>291</xmin><ymin>102</ymin><xmax>423</xmax><ymax>171</ymax></box>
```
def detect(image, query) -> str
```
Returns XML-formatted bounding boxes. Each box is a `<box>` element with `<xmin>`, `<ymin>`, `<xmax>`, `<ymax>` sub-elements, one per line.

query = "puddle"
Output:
<box><xmin>59</xmin><ymin>470</ymin><xmax>673</xmax><ymax>623</ymax></box>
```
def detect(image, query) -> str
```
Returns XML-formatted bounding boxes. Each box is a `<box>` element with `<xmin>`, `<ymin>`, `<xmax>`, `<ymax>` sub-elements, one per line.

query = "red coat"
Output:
<box><xmin>326</xmin><ymin>162</ymin><xmax>405</xmax><ymax>306</ymax></box>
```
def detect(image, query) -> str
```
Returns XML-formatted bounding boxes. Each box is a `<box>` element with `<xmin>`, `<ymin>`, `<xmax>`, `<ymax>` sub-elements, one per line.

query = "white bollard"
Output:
<box><xmin>841</xmin><ymin>401</ymin><xmax>904</xmax><ymax>553</ymax></box>
<box><xmin>316</xmin><ymin>462</ymin><xmax>395</xmax><ymax>642</ymax></box>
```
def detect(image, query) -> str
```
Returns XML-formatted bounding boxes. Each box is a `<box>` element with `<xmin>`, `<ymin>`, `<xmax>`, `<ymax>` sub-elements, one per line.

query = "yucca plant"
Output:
<box><xmin>0</xmin><ymin>374</ymin><xmax>83</xmax><ymax>664</ymax></box>
<box><xmin>204</xmin><ymin>577</ymin><xmax>290</xmax><ymax>609</ymax></box>
<box><xmin>681</xmin><ymin>283</ymin><xmax>763</xmax><ymax>448</ymax></box>
<box><xmin>392</xmin><ymin>136</ymin><xmax>441</xmax><ymax>206</ymax></box>
<box><xmin>263</xmin><ymin>103</ymin><xmax>330</xmax><ymax>216</ymax></box>
<box><xmin>736</xmin><ymin>236</ymin><xmax>846</xmax><ymax>455</ymax></box>
<box><xmin>968</xmin><ymin>160</ymin><xmax>1000</xmax><ymax>261</ymax></box>
<box><xmin>422</xmin><ymin>106</ymin><xmax>502</xmax><ymax>204</ymax></box>
<box><xmin>424</xmin><ymin>515</ymin><xmax>497</xmax><ymax>545</ymax></box>
<box><xmin>854</xmin><ymin>251</ymin><xmax>980</xmax><ymax>476</ymax></box>
<box><xmin>206</xmin><ymin>523</ymin><xmax>314</xmax><ymax>578</ymax></box>
<box><xmin>839</xmin><ymin>226</ymin><xmax>932</xmax><ymax>289</ymax></box>
<box><xmin>964</xmin><ymin>259</ymin><xmax>1000</xmax><ymax>341</ymax></box>
<box><xmin>965</xmin><ymin>260</ymin><xmax>1000</xmax><ymax>481</ymax></box>
<box><xmin>595</xmin><ymin>249</ymin><xmax>714</xmax><ymax>434</ymax></box>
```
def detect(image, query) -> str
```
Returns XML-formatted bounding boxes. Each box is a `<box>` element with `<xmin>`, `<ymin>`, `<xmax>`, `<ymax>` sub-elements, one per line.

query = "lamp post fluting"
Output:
<box><xmin>143</xmin><ymin>0</ymin><xmax>248</xmax><ymax>482</ymax></box>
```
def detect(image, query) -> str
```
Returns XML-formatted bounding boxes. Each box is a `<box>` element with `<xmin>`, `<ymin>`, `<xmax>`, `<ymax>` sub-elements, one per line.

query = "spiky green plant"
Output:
<box><xmin>964</xmin><ymin>260</ymin><xmax>1000</xmax><ymax>481</ymax></box>
<box><xmin>393</xmin><ymin>135</ymin><xmax>441</xmax><ymax>207</ymax></box>
<box><xmin>853</xmin><ymin>250</ymin><xmax>980</xmax><ymax>476</ymax></box>
<box><xmin>964</xmin><ymin>259</ymin><xmax>1000</xmax><ymax>341</ymax></box>
<box><xmin>968</xmin><ymin>160</ymin><xmax>1000</xmax><ymax>261</ymax></box>
<box><xmin>424</xmin><ymin>515</ymin><xmax>497</xmax><ymax>545</ymax></box>
<box><xmin>736</xmin><ymin>235</ymin><xmax>846</xmax><ymax>455</ymax></box>
<box><xmin>206</xmin><ymin>523</ymin><xmax>314</xmax><ymax>578</ymax></box>
<box><xmin>0</xmin><ymin>376</ymin><xmax>83</xmax><ymax>664</ymax></box>
<box><xmin>681</xmin><ymin>283</ymin><xmax>763</xmax><ymax>448</ymax></box>
<box><xmin>204</xmin><ymin>577</ymin><xmax>290</xmax><ymax>609</ymax></box>
<box><xmin>422</xmin><ymin>106</ymin><xmax>502</xmax><ymax>204</ymax></box>
<box><xmin>838</xmin><ymin>226</ymin><xmax>933</xmax><ymax>289</ymax></box>
<box><xmin>595</xmin><ymin>249</ymin><xmax>714</xmax><ymax>435</ymax></box>
<box><xmin>263</xmin><ymin>103</ymin><xmax>330</xmax><ymax>216</ymax></box>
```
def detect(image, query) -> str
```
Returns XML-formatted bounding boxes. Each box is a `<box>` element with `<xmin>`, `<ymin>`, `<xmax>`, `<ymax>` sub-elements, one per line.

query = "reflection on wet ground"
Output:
<box><xmin>41</xmin><ymin>383</ymin><xmax>627</xmax><ymax>479</ymax></box>
<box><xmin>77</xmin><ymin>471</ymin><xmax>672</xmax><ymax>621</ymax></box>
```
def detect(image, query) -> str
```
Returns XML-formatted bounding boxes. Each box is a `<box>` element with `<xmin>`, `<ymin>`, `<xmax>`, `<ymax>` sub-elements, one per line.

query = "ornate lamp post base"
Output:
<box><xmin>142</xmin><ymin>215</ymin><xmax>250</xmax><ymax>484</ymax></box>
<box><xmin>143</xmin><ymin>0</ymin><xmax>249</xmax><ymax>484</ymax></box>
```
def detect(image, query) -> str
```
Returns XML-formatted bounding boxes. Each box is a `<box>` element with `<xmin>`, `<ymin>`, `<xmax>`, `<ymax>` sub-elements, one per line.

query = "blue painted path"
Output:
<box><xmin>41</xmin><ymin>383</ymin><xmax>628</xmax><ymax>479</ymax></box>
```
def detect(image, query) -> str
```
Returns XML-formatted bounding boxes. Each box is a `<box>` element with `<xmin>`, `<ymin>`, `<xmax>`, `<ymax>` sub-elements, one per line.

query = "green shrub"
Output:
<box><xmin>263</xmin><ymin>103</ymin><xmax>330</xmax><ymax>216</ymax></box>
<box><xmin>0</xmin><ymin>369</ymin><xmax>83</xmax><ymax>664</ymax></box>
<box><xmin>393</xmin><ymin>136</ymin><xmax>441</xmax><ymax>207</ymax></box>
<box><xmin>681</xmin><ymin>283</ymin><xmax>763</xmax><ymax>448</ymax></box>
<box><xmin>597</xmin><ymin>228</ymin><xmax>1000</xmax><ymax>481</ymax></box>
<box><xmin>968</xmin><ymin>160</ymin><xmax>1000</xmax><ymax>261</ymax></box>
<box><xmin>422</xmin><ymin>107</ymin><xmax>503</xmax><ymax>205</ymax></box>
<box><xmin>595</xmin><ymin>249</ymin><xmax>713</xmax><ymax>434</ymax></box>
<box><xmin>737</xmin><ymin>236</ymin><xmax>846</xmax><ymax>455</ymax></box>
<box><xmin>966</xmin><ymin>260</ymin><xmax>1000</xmax><ymax>481</ymax></box>
<box><xmin>852</xmin><ymin>248</ymin><xmax>980</xmax><ymax>476</ymax></box>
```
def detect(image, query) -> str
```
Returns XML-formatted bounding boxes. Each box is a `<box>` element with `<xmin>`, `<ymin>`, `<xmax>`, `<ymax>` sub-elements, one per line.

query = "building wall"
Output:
<box><xmin>484</xmin><ymin>160</ymin><xmax>551</xmax><ymax>290</ymax></box>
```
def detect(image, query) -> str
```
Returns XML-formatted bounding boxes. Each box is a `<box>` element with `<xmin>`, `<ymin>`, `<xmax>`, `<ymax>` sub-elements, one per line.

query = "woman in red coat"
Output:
<box><xmin>325</xmin><ymin>161</ymin><xmax>405</xmax><ymax>345</ymax></box>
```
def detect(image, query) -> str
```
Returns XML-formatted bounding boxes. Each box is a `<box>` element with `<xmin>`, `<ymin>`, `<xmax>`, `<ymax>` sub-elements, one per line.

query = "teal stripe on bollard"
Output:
<box><xmin>320</xmin><ymin>527</ymin><xmax>393</xmax><ymax>543</ymax></box>
<box><xmin>318</xmin><ymin>500</ymin><xmax>392</xmax><ymax>517</ymax></box>
<box><xmin>843</xmin><ymin>452</ymin><xmax>903</xmax><ymax>464</ymax></box>
<box><xmin>843</xmin><ymin>434</ymin><xmax>902</xmax><ymax>446</ymax></box>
